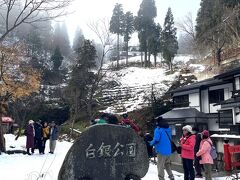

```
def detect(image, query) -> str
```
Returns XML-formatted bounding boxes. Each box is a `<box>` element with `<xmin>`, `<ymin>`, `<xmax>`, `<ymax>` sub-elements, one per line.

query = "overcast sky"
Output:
<box><xmin>63</xmin><ymin>0</ymin><xmax>201</xmax><ymax>45</ymax></box>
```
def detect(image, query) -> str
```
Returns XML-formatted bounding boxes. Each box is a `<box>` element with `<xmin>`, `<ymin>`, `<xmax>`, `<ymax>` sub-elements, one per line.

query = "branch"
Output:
<box><xmin>0</xmin><ymin>0</ymin><xmax>73</xmax><ymax>42</ymax></box>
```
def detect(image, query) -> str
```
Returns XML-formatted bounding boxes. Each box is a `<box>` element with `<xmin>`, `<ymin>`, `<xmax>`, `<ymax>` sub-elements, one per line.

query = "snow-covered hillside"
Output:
<box><xmin>101</xmin><ymin>67</ymin><xmax>178</xmax><ymax>113</ymax></box>
<box><xmin>100</xmin><ymin>54</ymin><xmax>205</xmax><ymax>114</ymax></box>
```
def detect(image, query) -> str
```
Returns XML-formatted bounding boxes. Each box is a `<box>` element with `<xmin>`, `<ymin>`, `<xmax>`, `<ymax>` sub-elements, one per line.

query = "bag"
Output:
<box><xmin>206</xmin><ymin>141</ymin><xmax>217</xmax><ymax>160</ymax></box>
<box><xmin>176</xmin><ymin>146</ymin><xmax>182</xmax><ymax>154</ymax></box>
<box><xmin>164</xmin><ymin>131</ymin><xmax>177</xmax><ymax>153</ymax></box>
<box><xmin>171</xmin><ymin>142</ymin><xmax>178</xmax><ymax>153</ymax></box>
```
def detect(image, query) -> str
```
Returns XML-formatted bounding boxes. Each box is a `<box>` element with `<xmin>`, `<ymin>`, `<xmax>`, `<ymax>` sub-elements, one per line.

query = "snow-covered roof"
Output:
<box><xmin>211</xmin><ymin>134</ymin><xmax>240</xmax><ymax>139</ymax></box>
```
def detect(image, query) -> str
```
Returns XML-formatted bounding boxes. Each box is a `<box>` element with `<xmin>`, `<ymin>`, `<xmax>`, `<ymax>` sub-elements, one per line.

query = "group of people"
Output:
<box><xmin>151</xmin><ymin>117</ymin><xmax>214</xmax><ymax>180</ymax></box>
<box><xmin>25</xmin><ymin>120</ymin><xmax>59</xmax><ymax>155</ymax></box>
<box><xmin>92</xmin><ymin>113</ymin><xmax>141</xmax><ymax>134</ymax></box>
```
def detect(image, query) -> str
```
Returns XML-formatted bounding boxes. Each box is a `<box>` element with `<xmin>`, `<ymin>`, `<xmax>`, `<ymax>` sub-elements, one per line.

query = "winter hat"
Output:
<box><xmin>122</xmin><ymin>113</ymin><xmax>128</xmax><ymax>119</ymax></box>
<box><xmin>201</xmin><ymin>130</ymin><xmax>209</xmax><ymax>137</ymax></box>
<box><xmin>29</xmin><ymin>120</ymin><xmax>34</xmax><ymax>124</ymax></box>
<box><xmin>182</xmin><ymin>125</ymin><xmax>193</xmax><ymax>133</ymax></box>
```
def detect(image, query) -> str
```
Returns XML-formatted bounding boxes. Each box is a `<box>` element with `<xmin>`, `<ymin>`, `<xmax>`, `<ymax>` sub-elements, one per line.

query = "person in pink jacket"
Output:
<box><xmin>180</xmin><ymin>125</ymin><xmax>196</xmax><ymax>180</ymax></box>
<box><xmin>196</xmin><ymin>130</ymin><xmax>213</xmax><ymax>180</ymax></box>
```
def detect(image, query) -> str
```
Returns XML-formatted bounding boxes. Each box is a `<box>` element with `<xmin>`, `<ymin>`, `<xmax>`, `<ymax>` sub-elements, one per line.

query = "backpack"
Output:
<box><xmin>206</xmin><ymin>141</ymin><xmax>217</xmax><ymax>160</ymax></box>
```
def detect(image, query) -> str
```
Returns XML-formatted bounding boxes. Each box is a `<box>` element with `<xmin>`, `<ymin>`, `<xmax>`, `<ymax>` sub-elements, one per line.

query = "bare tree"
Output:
<box><xmin>223</xmin><ymin>7</ymin><xmax>240</xmax><ymax>46</ymax></box>
<box><xmin>177</xmin><ymin>13</ymin><xmax>195</xmax><ymax>41</ymax></box>
<box><xmin>0</xmin><ymin>0</ymin><xmax>73</xmax><ymax>42</ymax></box>
<box><xmin>88</xmin><ymin>19</ymin><xmax>114</xmax><ymax>68</ymax></box>
<box><xmin>83</xmin><ymin>19</ymin><xmax>114</xmax><ymax>119</ymax></box>
<box><xmin>67</xmin><ymin>19</ymin><xmax>114</xmax><ymax>136</ymax></box>
<box><xmin>176</xmin><ymin>13</ymin><xmax>201</xmax><ymax>56</ymax></box>
<box><xmin>86</xmin><ymin>19</ymin><xmax>114</xmax><ymax>120</ymax></box>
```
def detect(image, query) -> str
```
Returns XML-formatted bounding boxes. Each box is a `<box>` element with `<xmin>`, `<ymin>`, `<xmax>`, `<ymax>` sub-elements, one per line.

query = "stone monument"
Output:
<box><xmin>58</xmin><ymin>124</ymin><xmax>149</xmax><ymax>180</ymax></box>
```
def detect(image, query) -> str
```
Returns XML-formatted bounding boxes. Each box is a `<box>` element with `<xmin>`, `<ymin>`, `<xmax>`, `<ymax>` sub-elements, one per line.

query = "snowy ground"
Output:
<box><xmin>1</xmin><ymin>134</ymin><xmax>72</xmax><ymax>180</ymax></box>
<box><xmin>0</xmin><ymin>134</ymin><xmax>232</xmax><ymax>180</ymax></box>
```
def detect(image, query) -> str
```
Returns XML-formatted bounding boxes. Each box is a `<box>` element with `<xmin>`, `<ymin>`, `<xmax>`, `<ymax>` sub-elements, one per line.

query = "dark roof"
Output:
<box><xmin>216</xmin><ymin>97</ymin><xmax>240</xmax><ymax>108</ymax></box>
<box><xmin>161</xmin><ymin>108</ymin><xmax>206</xmax><ymax>120</ymax></box>
<box><xmin>171</xmin><ymin>78</ymin><xmax>224</xmax><ymax>94</ymax></box>
<box><xmin>214</xmin><ymin>66</ymin><xmax>240</xmax><ymax>79</ymax></box>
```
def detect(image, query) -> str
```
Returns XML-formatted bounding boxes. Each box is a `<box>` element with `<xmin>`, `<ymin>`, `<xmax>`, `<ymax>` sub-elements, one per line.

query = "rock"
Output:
<box><xmin>58</xmin><ymin>124</ymin><xmax>149</xmax><ymax>180</ymax></box>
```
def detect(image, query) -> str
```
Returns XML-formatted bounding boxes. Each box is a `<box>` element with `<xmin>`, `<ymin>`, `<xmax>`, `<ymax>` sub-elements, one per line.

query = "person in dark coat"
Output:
<box><xmin>34</xmin><ymin>120</ymin><xmax>44</xmax><ymax>154</ymax></box>
<box><xmin>26</xmin><ymin>120</ymin><xmax>35</xmax><ymax>155</ymax></box>
<box><xmin>193</xmin><ymin>126</ymin><xmax>203</xmax><ymax>178</ymax></box>
<box><xmin>144</xmin><ymin>132</ymin><xmax>154</xmax><ymax>158</ymax></box>
<box><xmin>96</xmin><ymin>113</ymin><xmax>110</xmax><ymax>124</ymax></box>
<box><xmin>49</xmin><ymin>121</ymin><xmax>59</xmax><ymax>154</ymax></box>
<box><xmin>108</xmin><ymin>114</ymin><xmax>119</xmax><ymax>124</ymax></box>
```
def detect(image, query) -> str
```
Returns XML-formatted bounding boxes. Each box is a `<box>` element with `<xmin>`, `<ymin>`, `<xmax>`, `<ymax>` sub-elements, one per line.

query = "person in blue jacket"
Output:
<box><xmin>150</xmin><ymin>117</ymin><xmax>174</xmax><ymax>180</ymax></box>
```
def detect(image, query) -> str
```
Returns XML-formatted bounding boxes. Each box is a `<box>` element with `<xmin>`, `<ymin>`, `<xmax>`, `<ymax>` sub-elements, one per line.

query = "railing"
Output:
<box><xmin>224</xmin><ymin>142</ymin><xmax>240</xmax><ymax>179</ymax></box>
<box><xmin>232</xmin><ymin>89</ymin><xmax>240</xmax><ymax>98</ymax></box>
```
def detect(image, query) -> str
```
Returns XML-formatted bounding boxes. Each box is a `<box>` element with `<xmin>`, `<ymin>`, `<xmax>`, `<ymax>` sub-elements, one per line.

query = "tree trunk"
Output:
<box><xmin>170</xmin><ymin>60</ymin><xmax>173</xmax><ymax>73</ymax></box>
<box><xmin>141</xmin><ymin>52</ymin><xmax>143</xmax><ymax>67</ymax></box>
<box><xmin>0</xmin><ymin>113</ymin><xmax>6</xmax><ymax>153</ymax></box>
<box><xmin>148</xmin><ymin>52</ymin><xmax>151</xmax><ymax>67</ymax></box>
<box><xmin>154</xmin><ymin>54</ymin><xmax>157</xmax><ymax>67</ymax></box>
<box><xmin>15</xmin><ymin>111</ymin><xmax>26</xmax><ymax>141</ymax></box>
<box><xmin>126</xmin><ymin>41</ymin><xmax>128</xmax><ymax>66</ymax></box>
<box><xmin>117</xmin><ymin>34</ymin><xmax>120</xmax><ymax>68</ymax></box>
<box><xmin>144</xmin><ymin>50</ymin><xmax>147</xmax><ymax>67</ymax></box>
<box><xmin>87</xmin><ymin>102</ymin><xmax>92</xmax><ymax>122</ymax></box>
<box><xmin>70</xmin><ymin>96</ymin><xmax>78</xmax><ymax>140</ymax></box>
<box><xmin>216</xmin><ymin>48</ymin><xmax>222</xmax><ymax>66</ymax></box>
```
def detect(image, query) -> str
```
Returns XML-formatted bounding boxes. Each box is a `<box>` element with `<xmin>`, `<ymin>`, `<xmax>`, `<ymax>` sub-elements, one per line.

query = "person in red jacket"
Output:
<box><xmin>120</xmin><ymin>113</ymin><xmax>140</xmax><ymax>134</ymax></box>
<box><xmin>180</xmin><ymin>125</ymin><xmax>196</xmax><ymax>180</ymax></box>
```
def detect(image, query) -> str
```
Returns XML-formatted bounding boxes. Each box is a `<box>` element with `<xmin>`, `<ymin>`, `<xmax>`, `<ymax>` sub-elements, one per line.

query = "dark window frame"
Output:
<box><xmin>173</xmin><ymin>94</ymin><xmax>189</xmax><ymax>108</ymax></box>
<box><xmin>218</xmin><ymin>109</ymin><xmax>233</xmax><ymax>128</ymax></box>
<box><xmin>209</xmin><ymin>89</ymin><xmax>224</xmax><ymax>104</ymax></box>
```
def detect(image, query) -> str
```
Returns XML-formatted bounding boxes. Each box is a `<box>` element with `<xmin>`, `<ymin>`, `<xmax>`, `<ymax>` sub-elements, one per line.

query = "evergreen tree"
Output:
<box><xmin>162</xmin><ymin>8</ymin><xmax>178</xmax><ymax>71</ymax></box>
<box><xmin>110</xmin><ymin>3</ymin><xmax>125</xmax><ymax>68</ymax></box>
<box><xmin>135</xmin><ymin>0</ymin><xmax>157</xmax><ymax>67</ymax></box>
<box><xmin>67</xmin><ymin>40</ymin><xmax>97</xmax><ymax>123</ymax></box>
<box><xmin>149</xmin><ymin>23</ymin><xmax>162</xmax><ymax>67</ymax></box>
<box><xmin>77</xmin><ymin>40</ymin><xmax>96</xmax><ymax>70</ymax></box>
<box><xmin>123</xmin><ymin>11</ymin><xmax>135</xmax><ymax>65</ymax></box>
<box><xmin>195</xmin><ymin>0</ymin><xmax>225</xmax><ymax>66</ymax></box>
<box><xmin>61</xmin><ymin>22</ymin><xmax>71</xmax><ymax>56</ymax></box>
<box><xmin>223</xmin><ymin>0</ymin><xmax>239</xmax><ymax>8</ymax></box>
<box><xmin>72</xmin><ymin>27</ymin><xmax>85</xmax><ymax>52</ymax></box>
<box><xmin>51</xmin><ymin>46</ymin><xmax>64</xmax><ymax>71</ymax></box>
<box><xmin>53</xmin><ymin>22</ymin><xmax>71</xmax><ymax>57</ymax></box>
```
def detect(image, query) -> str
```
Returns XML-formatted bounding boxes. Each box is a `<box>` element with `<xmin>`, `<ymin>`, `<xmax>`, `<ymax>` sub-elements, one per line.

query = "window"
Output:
<box><xmin>218</xmin><ymin>109</ymin><xmax>233</xmax><ymax>128</ymax></box>
<box><xmin>209</xmin><ymin>89</ymin><xmax>224</xmax><ymax>104</ymax></box>
<box><xmin>235</xmin><ymin>77</ymin><xmax>240</xmax><ymax>90</ymax></box>
<box><xmin>173</xmin><ymin>95</ymin><xmax>189</xmax><ymax>107</ymax></box>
